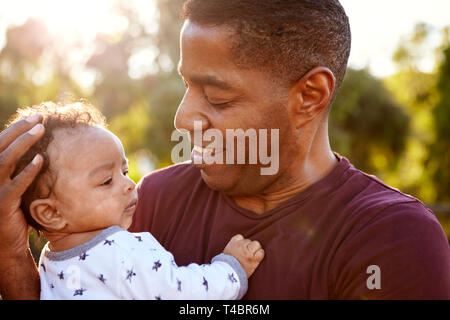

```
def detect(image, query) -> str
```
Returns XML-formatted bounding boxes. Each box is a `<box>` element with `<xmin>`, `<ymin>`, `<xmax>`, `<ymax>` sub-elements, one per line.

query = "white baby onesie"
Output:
<box><xmin>39</xmin><ymin>226</ymin><xmax>247</xmax><ymax>300</ymax></box>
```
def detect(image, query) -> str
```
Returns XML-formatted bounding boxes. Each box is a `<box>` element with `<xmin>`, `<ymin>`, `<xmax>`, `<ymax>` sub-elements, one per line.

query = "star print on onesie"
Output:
<box><xmin>38</xmin><ymin>226</ymin><xmax>248</xmax><ymax>299</ymax></box>
<box><xmin>126</xmin><ymin>268</ymin><xmax>137</xmax><ymax>283</ymax></box>
<box><xmin>228</xmin><ymin>273</ymin><xmax>238</xmax><ymax>284</ymax></box>
<box><xmin>98</xmin><ymin>274</ymin><xmax>107</xmax><ymax>284</ymax></box>
<box><xmin>153</xmin><ymin>260</ymin><xmax>162</xmax><ymax>271</ymax></box>
<box><xmin>103</xmin><ymin>239</ymin><xmax>114</xmax><ymax>246</ymax></box>
<box><xmin>73</xmin><ymin>288</ymin><xmax>86</xmax><ymax>296</ymax></box>
<box><xmin>203</xmin><ymin>277</ymin><xmax>209</xmax><ymax>291</ymax></box>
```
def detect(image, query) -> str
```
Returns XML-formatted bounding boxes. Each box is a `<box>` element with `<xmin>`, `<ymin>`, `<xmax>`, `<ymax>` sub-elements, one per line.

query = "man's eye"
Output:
<box><xmin>206</xmin><ymin>99</ymin><xmax>229</xmax><ymax>108</ymax></box>
<box><xmin>210</xmin><ymin>102</ymin><xmax>228</xmax><ymax>108</ymax></box>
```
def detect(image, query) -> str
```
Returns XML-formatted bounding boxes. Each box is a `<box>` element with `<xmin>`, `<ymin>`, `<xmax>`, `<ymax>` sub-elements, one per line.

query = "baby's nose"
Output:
<box><xmin>124</xmin><ymin>176</ymin><xmax>136</xmax><ymax>193</ymax></box>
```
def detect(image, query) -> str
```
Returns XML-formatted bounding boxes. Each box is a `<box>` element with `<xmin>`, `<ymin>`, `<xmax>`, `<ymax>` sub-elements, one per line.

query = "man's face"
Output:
<box><xmin>175</xmin><ymin>20</ymin><xmax>298</xmax><ymax>196</ymax></box>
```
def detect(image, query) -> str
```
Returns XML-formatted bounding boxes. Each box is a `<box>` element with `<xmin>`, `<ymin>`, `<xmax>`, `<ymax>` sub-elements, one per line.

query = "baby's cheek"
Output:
<box><xmin>96</xmin><ymin>194</ymin><xmax>123</xmax><ymax>214</ymax></box>
<box><xmin>75</xmin><ymin>187</ymin><xmax>124</xmax><ymax>222</ymax></box>
<box><xmin>92</xmin><ymin>197</ymin><xmax>115</xmax><ymax>212</ymax></box>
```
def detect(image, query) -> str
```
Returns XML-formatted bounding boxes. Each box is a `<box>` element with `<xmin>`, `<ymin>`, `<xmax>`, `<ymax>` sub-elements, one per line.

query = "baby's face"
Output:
<box><xmin>47</xmin><ymin>126</ymin><xmax>137</xmax><ymax>232</ymax></box>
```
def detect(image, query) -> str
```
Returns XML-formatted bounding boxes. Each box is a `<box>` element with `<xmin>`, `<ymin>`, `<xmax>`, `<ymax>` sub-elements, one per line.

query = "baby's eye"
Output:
<box><xmin>101</xmin><ymin>177</ymin><xmax>112</xmax><ymax>186</ymax></box>
<box><xmin>123</xmin><ymin>169</ymin><xmax>129</xmax><ymax>176</ymax></box>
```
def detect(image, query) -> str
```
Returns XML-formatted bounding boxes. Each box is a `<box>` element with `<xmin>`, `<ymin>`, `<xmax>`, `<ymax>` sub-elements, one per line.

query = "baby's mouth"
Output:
<box><xmin>124</xmin><ymin>198</ymin><xmax>138</xmax><ymax>213</ymax></box>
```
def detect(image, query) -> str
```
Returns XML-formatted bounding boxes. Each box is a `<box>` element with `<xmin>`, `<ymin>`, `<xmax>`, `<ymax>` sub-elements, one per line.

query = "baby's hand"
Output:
<box><xmin>223</xmin><ymin>234</ymin><xmax>265</xmax><ymax>278</ymax></box>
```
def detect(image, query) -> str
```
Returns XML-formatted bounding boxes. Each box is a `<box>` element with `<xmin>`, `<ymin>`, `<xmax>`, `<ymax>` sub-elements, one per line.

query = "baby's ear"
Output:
<box><xmin>29</xmin><ymin>199</ymin><xmax>66</xmax><ymax>231</ymax></box>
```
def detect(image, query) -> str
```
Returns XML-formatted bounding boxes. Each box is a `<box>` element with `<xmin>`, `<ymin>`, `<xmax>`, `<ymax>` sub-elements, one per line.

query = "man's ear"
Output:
<box><xmin>29</xmin><ymin>199</ymin><xmax>66</xmax><ymax>231</ymax></box>
<box><xmin>288</xmin><ymin>66</ymin><xmax>335</xmax><ymax>129</ymax></box>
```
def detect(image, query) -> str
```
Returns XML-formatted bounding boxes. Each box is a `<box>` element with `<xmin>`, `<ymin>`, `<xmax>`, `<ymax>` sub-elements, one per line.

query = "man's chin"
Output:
<box><xmin>198</xmin><ymin>164</ymin><xmax>239</xmax><ymax>192</ymax></box>
<box><xmin>198</xmin><ymin>164</ymin><xmax>264</xmax><ymax>197</ymax></box>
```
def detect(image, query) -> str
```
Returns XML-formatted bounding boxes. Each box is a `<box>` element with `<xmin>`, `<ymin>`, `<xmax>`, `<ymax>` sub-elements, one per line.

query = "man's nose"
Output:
<box><xmin>174</xmin><ymin>89</ymin><xmax>210</xmax><ymax>134</ymax></box>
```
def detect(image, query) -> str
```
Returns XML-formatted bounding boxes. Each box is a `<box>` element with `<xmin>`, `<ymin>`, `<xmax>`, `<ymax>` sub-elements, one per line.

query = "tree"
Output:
<box><xmin>330</xmin><ymin>68</ymin><xmax>410</xmax><ymax>175</ymax></box>
<box><xmin>428</xmin><ymin>42</ymin><xmax>450</xmax><ymax>203</ymax></box>
<box><xmin>384</xmin><ymin>23</ymin><xmax>450</xmax><ymax>203</ymax></box>
<box><xmin>0</xmin><ymin>18</ymin><xmax>87</xmax><ymax>128</ymax></box>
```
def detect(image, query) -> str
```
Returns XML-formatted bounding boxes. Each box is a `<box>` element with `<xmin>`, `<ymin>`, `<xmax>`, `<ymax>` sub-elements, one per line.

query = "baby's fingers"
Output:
<box><xmin>254</xmin><ymin>248</ymin><xmax>265</xmax><ymax>261</ymax></box>
<box><xmin>230</xmin><ymin>234</ymin><xmax>244</xmax><ymax>242</ymax></box>
<box><xmin>247</xmin><ymin>240</ymin><xmax>262</xmax><ymax>252</ymax></box>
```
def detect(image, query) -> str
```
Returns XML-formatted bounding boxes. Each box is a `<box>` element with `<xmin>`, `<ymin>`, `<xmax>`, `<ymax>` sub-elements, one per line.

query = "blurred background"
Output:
<box><xmin>0</xmin><ymin>0</ymin><xmax>449</xmax><ymax>267</ymax></box>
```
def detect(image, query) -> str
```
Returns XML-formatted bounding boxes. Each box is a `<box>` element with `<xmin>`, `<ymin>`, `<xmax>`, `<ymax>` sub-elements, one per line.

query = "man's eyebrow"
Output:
<box><xmin>191</xmin><ymin>74</ymin><xmax>232</xmax><ymax>90</ymax></box>
<box><xmin>177</xmin><ymin>64</ymin><xmax>232</xmax><ymax>91</ymax></box>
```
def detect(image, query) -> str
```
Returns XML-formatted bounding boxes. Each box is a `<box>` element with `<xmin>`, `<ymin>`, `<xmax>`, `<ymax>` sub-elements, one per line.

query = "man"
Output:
<box><xmin>1</xmin><ymin>0</ymin><xmax>449</xmax><ymax>299</ymax></box>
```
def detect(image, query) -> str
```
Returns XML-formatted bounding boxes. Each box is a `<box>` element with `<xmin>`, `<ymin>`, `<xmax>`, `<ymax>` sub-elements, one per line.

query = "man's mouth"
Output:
<box><xmin>191</xmin><ymin>145</ymin><xmax>223</xmax><ymax>164</ymax></box>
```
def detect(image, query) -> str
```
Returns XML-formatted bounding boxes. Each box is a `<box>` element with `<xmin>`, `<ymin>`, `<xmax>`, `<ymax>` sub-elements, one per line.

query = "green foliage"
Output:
<box><xmin>392</xmin><ymin>23</ymin><xmax>432</xmax><ymax>72</ymax></box>
<box><xmin>28</xmin><ymin>229</ymin><xmax>47</xmax><ymax>263</ymax></box>
<box><xmin>109</xmin><ymin>101</ymin><xmax>152</xmax><ymax>154</ymax></box>
<box><xmin>382</xmin><ymin>23</ymin><xmax>450</xmax><ymax>205</ymax></box>
<box><xmin>428</xmin><ymin>45</ymin><xmax>450</xmax><ymax>203</ymax></box>
<box><xmin>330</xmin><ymin>68</ymin><xmax>410</xmax><ymax>174</ymax></box>
<box><xmin>383</xmin><ymin>70</ymin><xmax>438</xmax><ymax>201</ymax></box>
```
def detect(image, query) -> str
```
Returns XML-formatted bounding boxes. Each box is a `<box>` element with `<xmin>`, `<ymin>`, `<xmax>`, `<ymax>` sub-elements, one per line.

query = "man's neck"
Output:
<box><xmin>232</xmin><ymin>149</ymin><xmax>338</xmax><ymax>214</ymax></box>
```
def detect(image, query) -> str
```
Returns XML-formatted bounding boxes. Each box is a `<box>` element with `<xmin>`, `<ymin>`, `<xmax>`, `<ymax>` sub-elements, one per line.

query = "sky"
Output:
<box><xmin>341</xmin><ymin>0</ymin><xmax>450</xmax><ymax>77</ymax></box>
<box><xmin>0</xmin><ymin>0</ymin><xmax>449</xmax><ymax>79</ymax></box>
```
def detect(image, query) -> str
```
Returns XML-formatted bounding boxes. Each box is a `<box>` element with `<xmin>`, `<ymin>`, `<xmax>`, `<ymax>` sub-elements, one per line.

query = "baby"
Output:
<box><xmin>9</xmin><ymin>101</ymin><xmax>265</xmax><ymax>300</ymax></box>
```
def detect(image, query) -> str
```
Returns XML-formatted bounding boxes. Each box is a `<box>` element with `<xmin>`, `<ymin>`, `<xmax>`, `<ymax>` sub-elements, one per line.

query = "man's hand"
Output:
<box><xmin>0</xmin><ymin>114</ymin><xmax>44</xmax><ymax>256</ymax></box>
<box><xmin>0</xmin><ymin>114</ymin><xmax>44</xmax><ymax>299</ymax></box>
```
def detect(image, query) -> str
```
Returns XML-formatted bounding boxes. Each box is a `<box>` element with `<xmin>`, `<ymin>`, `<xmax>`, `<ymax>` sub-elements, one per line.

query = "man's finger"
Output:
<box><xmin>10</xmin><ymin>154</ymin><xmax>43</xmax><ymax>197</ymax></box>
<box><xmin>0</xmin><ymin>114</ymin><xmax>42</xmax><ymax>153</ymax></box>
<box><xmin>0</xmin><ymin>124</ymin><xmax>45</xmax><ymax>176</ymax></box>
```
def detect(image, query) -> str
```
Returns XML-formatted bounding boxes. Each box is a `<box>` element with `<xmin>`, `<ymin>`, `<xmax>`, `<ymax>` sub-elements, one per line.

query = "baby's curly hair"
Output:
<box><xmin>7</xmin><ymin>101</ymin><xmax>107</xmax><ymax>231</ymax></box>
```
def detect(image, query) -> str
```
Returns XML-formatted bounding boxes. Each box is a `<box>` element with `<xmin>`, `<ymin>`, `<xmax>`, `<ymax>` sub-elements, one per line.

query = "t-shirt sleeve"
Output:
<box><xmin>117</xmin><ymin>233</ymin><xmax>247</xmax><ymax>300</ymax></box>
<box><xmin>330</xmin><ymin>201</ymin><xmax>450</xmax><ymax>299</ymax></box>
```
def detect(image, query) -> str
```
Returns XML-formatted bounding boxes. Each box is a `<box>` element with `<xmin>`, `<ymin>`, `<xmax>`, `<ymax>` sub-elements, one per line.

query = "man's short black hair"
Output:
<box><xmin>181</xmin><ymin>0</ymin><xmax>351</xmax><ymax>91</ymax></box>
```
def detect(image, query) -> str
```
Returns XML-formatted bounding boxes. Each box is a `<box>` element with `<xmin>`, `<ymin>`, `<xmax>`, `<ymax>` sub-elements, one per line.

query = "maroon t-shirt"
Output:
<box><xmin>129</xmin><ymin>155</ymin><xmax>450</xmax><ymax>299</ymax></box>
